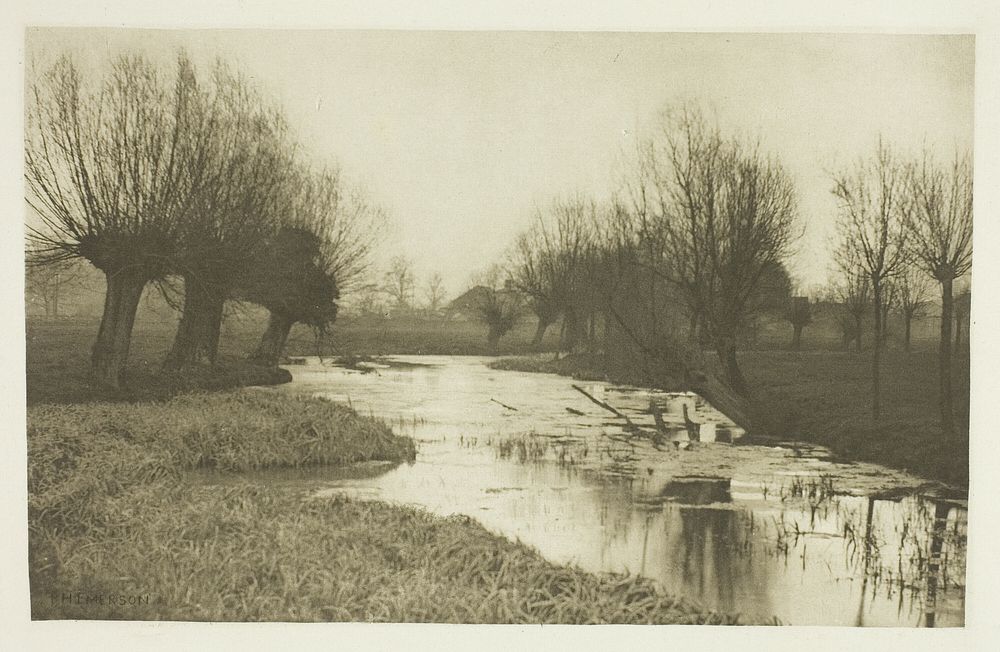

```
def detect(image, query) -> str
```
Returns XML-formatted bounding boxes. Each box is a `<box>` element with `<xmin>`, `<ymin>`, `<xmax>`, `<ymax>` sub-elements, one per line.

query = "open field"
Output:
<box><xmin>26</xmin><ymin>312</ymin><xmax>560</xmax><ymax>404</ymax></box>
<box><xmin>26</xmin><ymin>389</ymin><xmax>740</xmax><ymax>624</ymax></box>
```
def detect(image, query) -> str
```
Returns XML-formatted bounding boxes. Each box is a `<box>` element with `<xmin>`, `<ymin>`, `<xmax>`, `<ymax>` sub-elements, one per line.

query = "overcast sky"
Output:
<box><xmin>26</xmin><ymin>29</ymin><xmax>974</xmax><ymax>296</ymax></box>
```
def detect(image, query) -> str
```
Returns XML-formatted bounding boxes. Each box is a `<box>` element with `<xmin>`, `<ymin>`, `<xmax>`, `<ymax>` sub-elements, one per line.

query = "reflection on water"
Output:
<box><xmin>239</xmin><ymin>355</ymin><xmax>966</xmax><ymax>626</ymax></box>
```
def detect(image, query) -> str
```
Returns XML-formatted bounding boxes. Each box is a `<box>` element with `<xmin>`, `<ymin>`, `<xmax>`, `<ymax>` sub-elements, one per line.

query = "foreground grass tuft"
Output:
<box><xmin>32</xmin><ymin>485</ymin><xmax>746</xmax><ymax>624</ymax></box>
<box><xmin>28</xmin><ymin>391</ymin><xmax>415</xmax><ymax>536</ymax></box>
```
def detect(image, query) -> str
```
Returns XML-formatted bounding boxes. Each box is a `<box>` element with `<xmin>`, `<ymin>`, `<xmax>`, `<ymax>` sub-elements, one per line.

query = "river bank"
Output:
<box><xmin>27</xmin><ymin>389</ymin><xmax>743</xmax><ymax>623</ymax></box>
<box><xmin>490</xmin><ymin>350</ymin><xmax>969</xmax><ymax>488</ymax></box>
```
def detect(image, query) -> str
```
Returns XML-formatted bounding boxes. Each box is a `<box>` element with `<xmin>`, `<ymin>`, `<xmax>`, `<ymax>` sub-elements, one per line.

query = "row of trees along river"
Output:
<box><xmin>25</xmin><ymin>53</ymin><xmax>971</xmax><ymax>443</ymax></box>
<box><xmin>495</xmin><ymin>108</ymin><xmax>970</xmax><ymax>438</ymax></box>
<box><xmin>25</xmin><ymin>52</ymin><xmax>383</xmax><ymax>388</ymax></box>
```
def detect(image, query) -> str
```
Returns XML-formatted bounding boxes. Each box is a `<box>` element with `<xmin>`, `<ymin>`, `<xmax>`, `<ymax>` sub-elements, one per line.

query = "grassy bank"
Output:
<box><xmin>27</xmin><ymin>390</ymin><xmax>741</xmax><ymax>623</ymax></box>
<box><xmin>27</xmin><ymin>318</ymin><xmax>292</xmax><ymax>405</ymax></box>
<box><xmin>491</xmin><ymin>349</ymin><xmax>969</xmax><ymax>487</ymax></box>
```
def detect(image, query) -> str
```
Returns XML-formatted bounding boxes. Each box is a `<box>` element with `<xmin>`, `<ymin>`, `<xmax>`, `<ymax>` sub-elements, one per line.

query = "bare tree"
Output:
<box><xmin>508</xmin><ymin>229</ymin><xmax>560</xmax><ymax>350</ymax></box>
<box><xmin>828</xmin><ymin>259</ymin><xmax>870</xmax><ymax>352</ymax></box>
<box><xmin>25</xmin><ymin>257</ymin><xmax>82</xmax><ymax>318</ymax></box>
<box><xmin>25</xmin><ymin>52</ymin><xmax>217</xmax><ymax>387</ymax></box>
<box><xmin>903</xmin><ymin>149</ymin><xmax>973</xmax><ymax>435</ymax></box>
<box><xmin>424</xmin><ymin>271</ymin><xmax>446</xmax><ymax>313</ymax></box>
<box><xmin>643</xmin><ymin>107</ymin><xmax>799</xmax><ymax>396</ymax></box>
<box><xmin>241</xmin><ymin>226</ymin><xmax>339</xmax><ymax>367</ymax></box>
<box><xmin>895</xmin><ymin>262</ymin><xmax>932</xmax><ymax>352</ymax></box>
<box><xmin>239</xmin><ymin>168</ymin><xmax>384</xmax><ymax>366</ymax></box>
<box><xmin>832</xmin><ymin>138</ymin><xmax>908</xmax><ymax>420</ymax></box>
<box><xmin>467</xmin><ymin>267</ymin><xmax>523</xmax><ymax>354</ymax></box>
<box><xmin>383</xmin><ymin>255</ymin><xmax>416</xmax><ymax>310</ymax></box>
<box><xmin>508</xmin><ymin>199</ymin><xmax>594</xmax><ymax>352</ymax></box>
<box><xmin>164</xmin><ymin>60</ymin><xmax>296</xmax><ymax>370</ymax></box>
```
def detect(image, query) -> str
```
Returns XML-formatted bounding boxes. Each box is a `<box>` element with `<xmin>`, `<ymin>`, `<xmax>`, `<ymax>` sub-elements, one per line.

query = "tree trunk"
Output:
<box><xmin>715</xmin><ymin>335</ymin><xmax>749</xmax><ymax>397</ymax></box>
<box><xmin>531</xmin><ymin>317</ymin><xmax>551</xmax><ymax>351</ymax></box>
<box><xmin>487</xmin><ymin>326</ymin><xmax>501</xmax><ymax>355</ymax></box>
<box><xmin>561</xmin><ymin>310</ymin><xmax>583</xmax><ymax>352</ymax></box>
<box><xmin>587</xmin><ymin>312</ymin><xmax>597</xmax><ymax>352</ymax></box>
<box><xmin>871</xmin><ymin>281</ymin><xmax>883</xmax><ymax>422</ymax></box>
<box><xmin>164</xmin><ymin>276</ymin><xmax>226</xmax><ymax>370</ymax></box>
<box><xmin>791</xmin><ymin>324</ymin><xmax>803</xmax><ymax>350</ymax></box>
<box><xmin>854</xmin><ymin>315</ymin><xmax>863</xmax><ymax>352</ymax></box>
<box><xmin>904</xmin><ymin>314</ymin><xmax>912</xmax><ymax>353</ymax></box>
<box><xmin>91</xmin><ymin>269</ymin><xmax>148</xmax><ymax>389</ymax></box>
<box><xmin>602</xmin><ymin>312</ymin><xmax>614</xmax><ymax>354</ymax></box>
<box><xmin>250</xmin><ymin>311</ymin><xmax>295</xmax><ymax>368</ymax></box>
<box><xmin>939</xmin><ymin>277</ymin><xmax>954</xmax><ymax>436</ymax></box>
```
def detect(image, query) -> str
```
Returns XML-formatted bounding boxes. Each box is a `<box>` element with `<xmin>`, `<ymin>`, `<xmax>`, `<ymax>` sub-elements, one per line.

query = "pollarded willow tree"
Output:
<box><xmin>25</xmin><ymin>53</ymin><xmax>218</xmax><ymax>387</ymax></box>
<box><xmin>904</xmin><ymin>149</ymin><xmax>973</xmax><ymax>436</ymax></box>
<box><xmin>832</xmin><ymin>138</ymin><xmax>909</xmax><ymax>420</ymax></box>
<box><xmin>508</xmin><ymin>198</ymin><xmax>595</xmax><ymax>352</ymax></box>
<box><xmin>641</xmin><ymin>107</ymin><xmax>799</xmax><ymax>396</ymax></box>
<box><xmin>240</xmin><ymin>167</ymin><xmax>385</xmax><ymax>367</ymax></box>
<box><xmin>163</xmin><ymin>61</ymin><xmax>297</xmax><ymax>370</ymax></box>
<box><xmin>469</xmin><ymin>266</ymin><xmax>524</xmax><ymax>355</ymax></box>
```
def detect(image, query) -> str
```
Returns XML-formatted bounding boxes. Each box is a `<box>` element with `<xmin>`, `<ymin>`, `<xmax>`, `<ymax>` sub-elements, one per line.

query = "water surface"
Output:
<box><xmin>239</xmin><ymin>355</ymin><xmax>967</xmax><ymax>626</ymax></box>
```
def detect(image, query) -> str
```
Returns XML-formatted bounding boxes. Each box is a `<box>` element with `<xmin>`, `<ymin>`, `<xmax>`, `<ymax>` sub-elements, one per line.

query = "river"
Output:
<box><xmin>235</xmin><ymin>355</ymin><xmax>967</xmax><ymax>626</ymax></box>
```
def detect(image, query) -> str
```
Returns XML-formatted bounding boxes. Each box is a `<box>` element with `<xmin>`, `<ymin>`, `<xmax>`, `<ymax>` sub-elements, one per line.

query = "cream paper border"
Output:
<box><xmin>3</xmin><ymin>2</ymin><xmax>998</xmax><ymax>650</ymax></box>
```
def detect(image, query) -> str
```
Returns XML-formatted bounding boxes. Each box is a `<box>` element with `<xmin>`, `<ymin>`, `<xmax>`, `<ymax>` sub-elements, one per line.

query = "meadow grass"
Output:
<box><xmin>31</xmin><ymin>485</ymin><xmax>745</xmax><ymax>623</ymax></box>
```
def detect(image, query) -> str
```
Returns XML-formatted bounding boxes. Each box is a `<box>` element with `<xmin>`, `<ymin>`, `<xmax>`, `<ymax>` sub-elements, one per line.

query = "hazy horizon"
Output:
<box><xmin>25</xmin><ymin>28</ymin><xmax>975</xmax><ymax>298</ymax></box>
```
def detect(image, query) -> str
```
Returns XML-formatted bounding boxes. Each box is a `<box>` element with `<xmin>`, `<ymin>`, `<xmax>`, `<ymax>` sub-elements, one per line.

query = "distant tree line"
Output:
<box><xmin>493</xmin><ymin>105</ymin><xmax>970</xmax><ymax>438</ymax></box>
<box><xmin>500</xmin><ymin>107</ymin><xmax>796</xmax><ymax>401</ymax></box>
<box><xmin>25</xmin><ymin>51</ymin><xmax>383</xmax><ymax>387</ymax></box>
<box><xmin>830</xmin><ymin>140</ymin><xmax>971</xmax><ymax>432</ymax></box>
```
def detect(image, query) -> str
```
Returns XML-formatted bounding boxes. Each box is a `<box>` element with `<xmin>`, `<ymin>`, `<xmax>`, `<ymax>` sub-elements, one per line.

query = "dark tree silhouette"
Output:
<box><xmin>904</xmin><ymin>150</ymin><xmax>973</xmax><ymax>436</ymax></box>
<box><xmin>641</xmin><ymin>107</ymin><xmax>799</xmax><ymax>396</ymax></box>
<box><xmin>424</xmin><ymin>272</ymin><xmax>447</xmax><ymax>314</ymax></box>
<box><xmin>462</xmin><ymin>268</ymin><xmax>523</xmax><ymax>354</ymax></box>
<box><xmin>239</xmin><ymin>169</ymin><xmax>382</xmax><ymax>366</ymax></box>
<box><xmin>240</xmin><ymin>227</ymin><xmax>339</xmax><ymax>367</ymax></box>
<box><xmin>25</xmin><ymin>53</ymin><xmax>217</xmax><ymax>388</ymax></box>
<box><xmin>383</xmin><ymin>255</ymin><xmax>416</xmax><ymax>310</ymax></box>
<box><xmin>508</xmin><ymin>198</ymin><xmax>594</xmax><ymax>353</ymax></box>
<box><xmin>164</xmin><ymin>62</ymin><xmax>296</xmax><ymax>370</ymax></box>
<box><xmin>786</xmin><ymin>296</ymin><xmax>812</xmax><ymax>350</ymax></box>
<box><xmin>829</xmin><ymin>262</ymin><xmax>870</xmax><ymax>352</ymax></box>
<box><xmin>832</xmin><ymin>139</ymin><xmax>908</xmax><ymax>420</ymax></box>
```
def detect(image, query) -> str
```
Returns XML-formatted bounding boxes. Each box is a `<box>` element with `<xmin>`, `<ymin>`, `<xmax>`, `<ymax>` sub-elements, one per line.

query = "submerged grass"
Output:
<box><xmin>491</xmin><ymin>349</ymin><xmax>969</xmax><ymax>487</ymax></box>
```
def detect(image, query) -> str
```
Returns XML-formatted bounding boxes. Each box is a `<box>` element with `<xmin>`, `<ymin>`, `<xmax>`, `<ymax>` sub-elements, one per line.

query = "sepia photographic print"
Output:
<box><xmin>7</xmin><ymin>2</ymin><xmax>1000</xmax><ymax>650</ymax></box>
